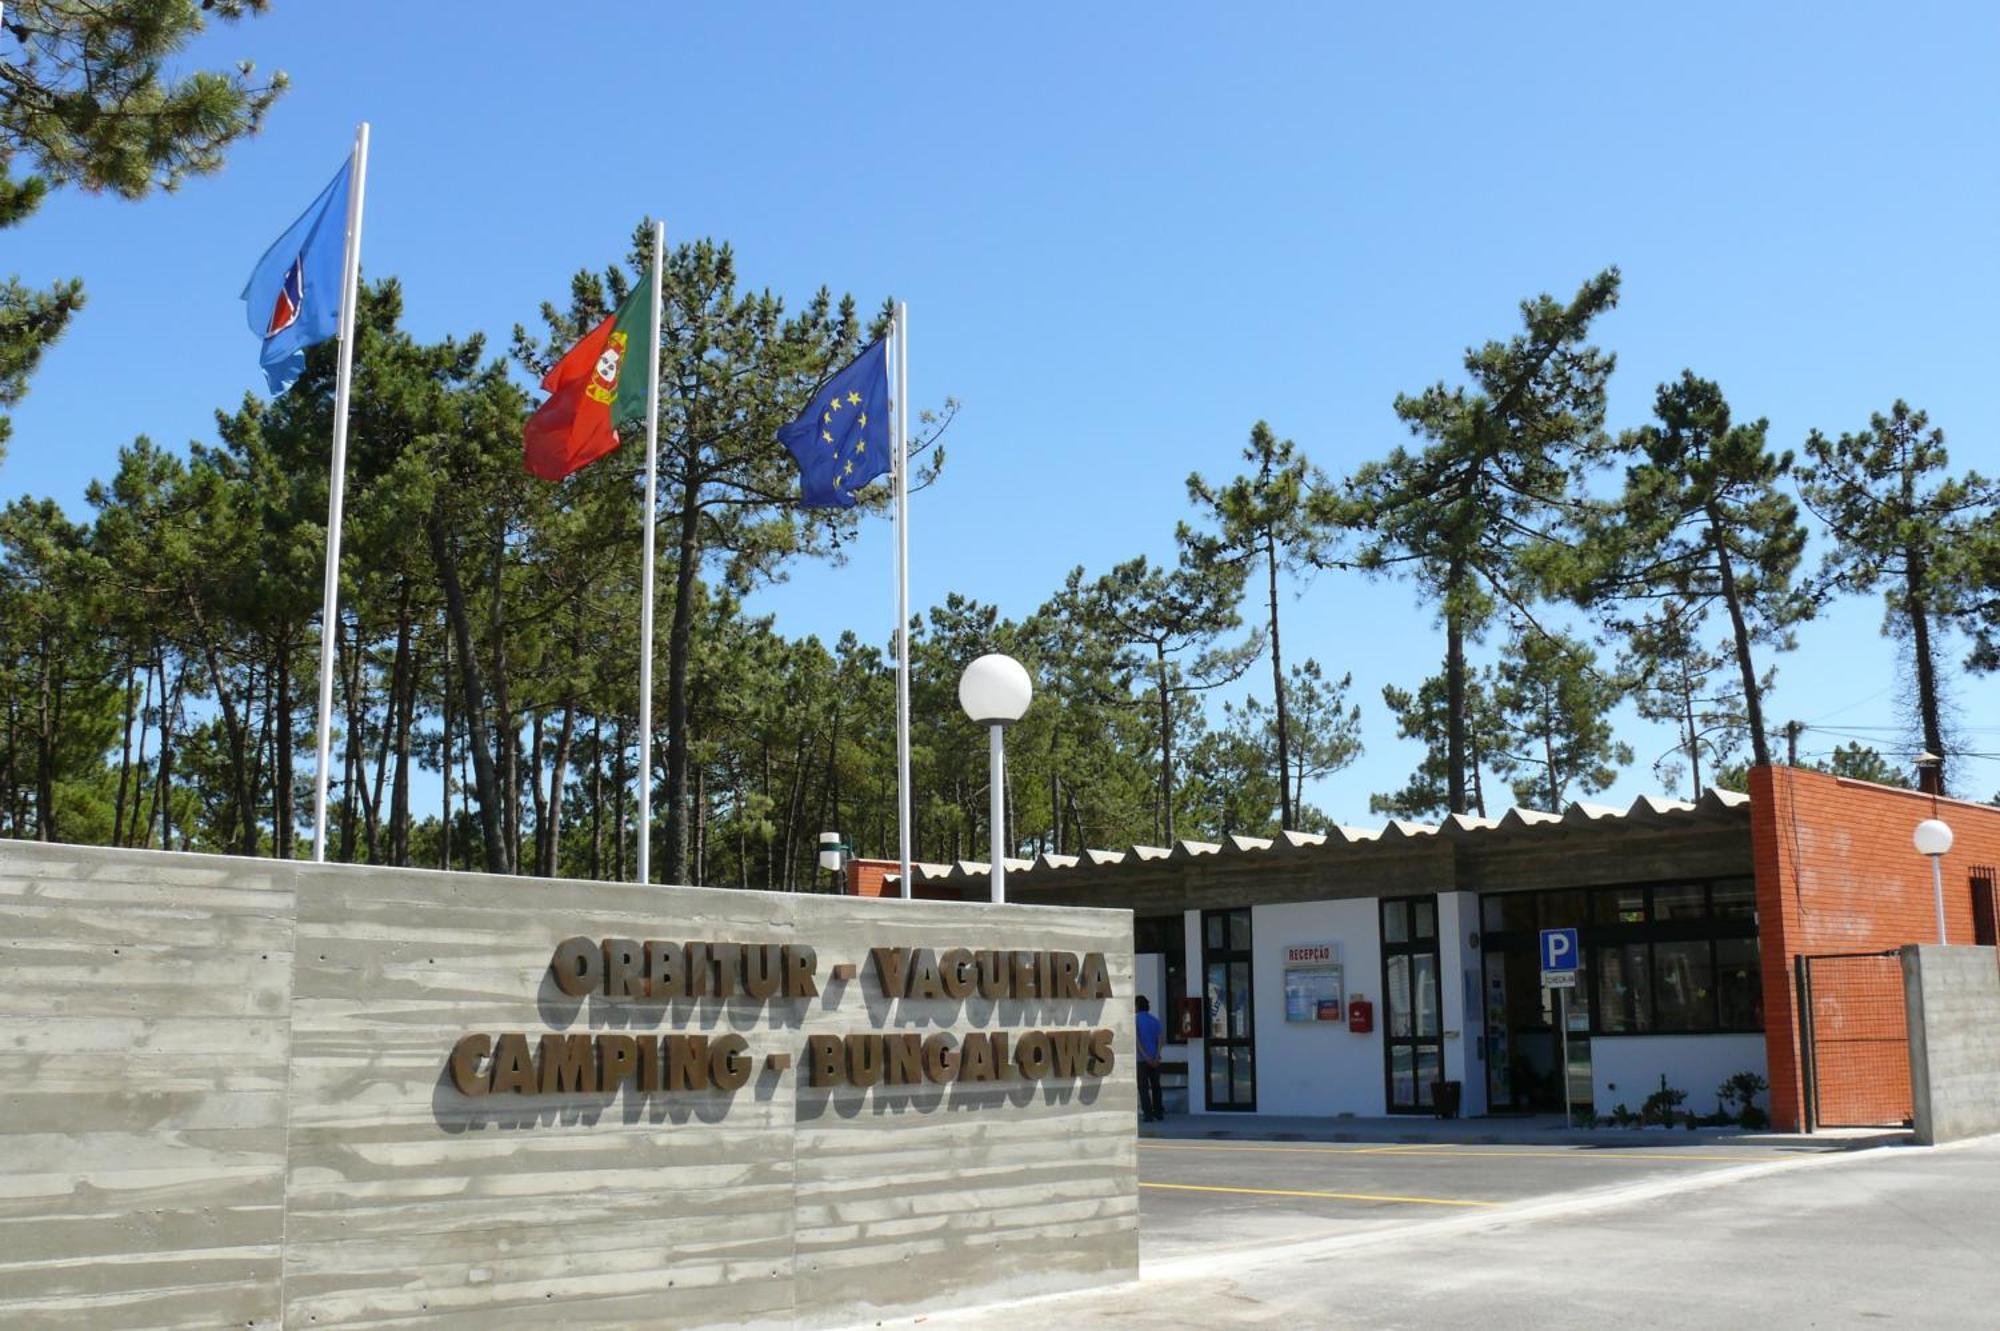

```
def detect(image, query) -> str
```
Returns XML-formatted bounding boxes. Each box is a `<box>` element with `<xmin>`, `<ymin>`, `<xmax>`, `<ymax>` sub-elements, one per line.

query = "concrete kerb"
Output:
<box><xmin>885</xmin><ymin>1133</ymin><xmax>1995</xmax><ymax>1331</ymax></box>
<box><xmin>1137</xmin><ymin>1112</ymin><xmax>1908</xmax><ymax>1152</ymax></box>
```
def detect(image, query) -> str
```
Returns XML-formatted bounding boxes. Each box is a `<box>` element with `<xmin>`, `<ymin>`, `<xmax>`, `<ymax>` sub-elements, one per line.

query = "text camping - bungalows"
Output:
<box><xmin>447</xmin><ymin>939</ymin><xmax>1120</xmax><ymax>1097</ymax></box>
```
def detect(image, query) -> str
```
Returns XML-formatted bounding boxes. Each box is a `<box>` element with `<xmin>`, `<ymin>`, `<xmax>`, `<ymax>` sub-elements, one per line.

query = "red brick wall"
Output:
<box><xmin>845</xmin><ymin>858</ymin><xmax>898</xmax><ymax>898</ymax></box>
<box><xmin>842</xmin><ymin>858</ymin><xmax>969</xmax><ymax>901</ymax></box>
<box><xmin>1749</xmin><ymin>765</ymin><xmax>2000</xmax><ymax>1130</ymax></box>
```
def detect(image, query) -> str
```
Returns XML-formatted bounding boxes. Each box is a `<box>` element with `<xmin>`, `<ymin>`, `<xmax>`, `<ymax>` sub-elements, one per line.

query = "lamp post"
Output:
<box><xmin>1914</xmin><ymin>815</ymin><xmax>1953</xmax><ymax>944</ymax></box>
<box><xmin>958</xmin><ymin>654</ymin><xmax>1033</xmax><ymax>903</ymax></box>
<box><xmin>1914</xmin><ymin>750</ymin><xmax>1952</xmax><ymax>944</ymax></box>
<box><xmin>817</xmin><ymin>831</ymin><xmax>848</xmax><ymax>894</ymax></box>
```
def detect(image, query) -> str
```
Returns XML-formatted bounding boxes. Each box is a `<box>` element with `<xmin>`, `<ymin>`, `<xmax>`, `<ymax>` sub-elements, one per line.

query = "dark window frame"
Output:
<box><xmin>1381</xmin><ymin>895</ymin><xmax>1447</xmax><ymax>1113</ymax></box>
<box><xmin>1480</xmin><ymin>877</ymin><xmax>1762</xmax><ymax>1036</ymax></box>
<box><xmin>1200</xmin><ymin>907</ymin><xmax>1256</xmax><ymax>1111</ymax></box>
<box><xmin>1135</xmin><ymin>914</ymin><xmax>1190</xmax><ymax>1041</ymax></box>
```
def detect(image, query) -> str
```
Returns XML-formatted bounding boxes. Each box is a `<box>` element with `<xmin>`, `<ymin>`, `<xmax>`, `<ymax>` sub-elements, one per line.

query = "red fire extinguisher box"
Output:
<box><xmin>1347</xmin><ymin>995</ymin><xmax>1374</xmax><ymax>1033</ymax></box>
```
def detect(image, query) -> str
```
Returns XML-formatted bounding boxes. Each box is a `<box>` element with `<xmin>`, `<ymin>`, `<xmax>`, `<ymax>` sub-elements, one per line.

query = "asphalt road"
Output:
<box><xmin>1135</xmin><ymin>1137</ymin><xmax>1820</xmax><ymax>1263</ymax></box>
<box><xmin>909</xmin><ymin>1134</ymin><xmax>2000</xmax><ymax>1329</ymax></box>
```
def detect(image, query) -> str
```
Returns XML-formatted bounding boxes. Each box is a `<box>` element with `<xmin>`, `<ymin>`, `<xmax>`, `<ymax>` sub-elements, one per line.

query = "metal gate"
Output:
<box><xmin>1795</xmin><ymin>950</ymin><xmax>1911</xmax><ymax>1130</ymax></box>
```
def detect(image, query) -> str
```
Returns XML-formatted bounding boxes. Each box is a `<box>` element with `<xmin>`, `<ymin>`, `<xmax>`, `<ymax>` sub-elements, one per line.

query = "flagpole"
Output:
<box><xmin>636</xmin><ymin>220</ymin><xmax>665</xmax><ymax>885</ymax></box>
<box><xmin>894</xmin><ymin>302</ymin><xmax>912</xmax><ymax>899</ymax></box>
<box><xmin>311</xmin><ymin>121</ymin><xmax>369</xmax><ymax>864</ymax></box>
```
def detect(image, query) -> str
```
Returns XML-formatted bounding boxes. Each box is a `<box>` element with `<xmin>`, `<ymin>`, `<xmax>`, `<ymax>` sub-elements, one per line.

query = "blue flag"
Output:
<box><xmin>241</xmin><ymin>157</ymin><xmax>354</xmax><ymax>395</ymax></box>
<box><xmin>777</xmin><ymin>340</ymin><xmax>891</xmax><ymax>508</ymax></box>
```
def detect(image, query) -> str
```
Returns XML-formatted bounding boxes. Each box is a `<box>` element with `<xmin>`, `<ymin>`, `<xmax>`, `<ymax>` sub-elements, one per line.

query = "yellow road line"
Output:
<box><xmin>1141</xmin><ymin>1181</ymin><xmax>1495</xmax><ymax>1208</ymax></box>
<box><xmin>1138</xmin><ymin>1141</ymin><xmax>1755</xmax><ymax>1164</ymax></box>
<box><xmin>1350</xmin><ymin>1147</ymin><xmax>1754</xmax><ymax>1163</ymax></box>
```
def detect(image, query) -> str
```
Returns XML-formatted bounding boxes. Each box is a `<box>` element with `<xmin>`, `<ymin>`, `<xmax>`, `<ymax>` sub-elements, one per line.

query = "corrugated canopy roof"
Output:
<box><xmin>888</xmin><ymin>788</ymin><xmax>1751</xmax><ymax>890</ymax></box>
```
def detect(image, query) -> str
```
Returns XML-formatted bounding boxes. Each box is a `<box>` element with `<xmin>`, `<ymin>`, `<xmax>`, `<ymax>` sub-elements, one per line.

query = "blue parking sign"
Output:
<box><xmin>1539</xmin><ymin>927</ymin><xmax>1579</xmax><ymax>972</ymax></box>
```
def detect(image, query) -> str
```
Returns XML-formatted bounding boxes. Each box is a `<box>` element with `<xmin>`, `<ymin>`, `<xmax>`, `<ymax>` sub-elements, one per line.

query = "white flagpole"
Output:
<box><xmin>311</xmin><ymin>121</ymin><xmax>370</xmax><ymax>864</ymax></box>
<box><xmin>894</xmin><ymin>302</ymin><xmax>913</xmax><ymax>898</ymax></box>
<box><xmin>636</xmin><ymin>220</ymin><xmax>665</xmax><ymax>885</ymax></box>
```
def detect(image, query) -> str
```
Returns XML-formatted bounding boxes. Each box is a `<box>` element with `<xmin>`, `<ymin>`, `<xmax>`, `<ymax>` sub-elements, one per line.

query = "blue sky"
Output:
<box><xmin>7</xmin><ymin>2</ymin><xmax>2000</xmax><ymax>823</ymax></box>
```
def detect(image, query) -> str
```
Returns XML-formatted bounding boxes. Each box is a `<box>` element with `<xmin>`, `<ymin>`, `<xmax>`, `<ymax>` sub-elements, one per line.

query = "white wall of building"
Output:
<box><xmin>1590</xmin><ymin>1034</ymin><xmax>1768</xmax><ymax>1117</ymax></box>
<box><xmin>1243</xmin><ymin>898</ymin><xmax>1386</xmax><ymax>1116</ymax></box>
<box><xmin>1437</xmin><ymin>891</ymin><xmax>1487</xmax><ymax>1117</ymax></box>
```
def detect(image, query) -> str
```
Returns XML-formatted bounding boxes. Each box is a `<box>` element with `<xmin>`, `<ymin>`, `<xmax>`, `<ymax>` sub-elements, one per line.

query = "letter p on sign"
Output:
<box><xmin>1540</xmin><ymin>927</ymin><xmax>1578</xmax><ymax>972</ymax></box>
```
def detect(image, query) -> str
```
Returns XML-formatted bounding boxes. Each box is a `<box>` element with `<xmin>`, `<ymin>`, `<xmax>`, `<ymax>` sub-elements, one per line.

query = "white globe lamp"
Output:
<box><xmin>959</xmin><ymin>654</ymin><xmax>1033</xmax><ymax>902</ymax></box>
<box><xmin>1915</xmin><ymin>817</ymin><xmax>1953</xmax><ymax>943</ymax></box>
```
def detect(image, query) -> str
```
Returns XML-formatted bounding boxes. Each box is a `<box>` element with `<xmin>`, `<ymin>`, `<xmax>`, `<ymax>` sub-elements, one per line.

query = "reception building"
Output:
<box><xmin>860</xmin><ymin>765</ymin><xmax>2000</xmax><ymax>1133</ymax></box>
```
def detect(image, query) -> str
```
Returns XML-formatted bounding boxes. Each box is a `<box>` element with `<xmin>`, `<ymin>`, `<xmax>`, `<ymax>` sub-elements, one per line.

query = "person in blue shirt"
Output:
<box><xmin>1135</xmin><ymin>995</ymin><xmax>1165</xmax><ymax>1122</ymax></box>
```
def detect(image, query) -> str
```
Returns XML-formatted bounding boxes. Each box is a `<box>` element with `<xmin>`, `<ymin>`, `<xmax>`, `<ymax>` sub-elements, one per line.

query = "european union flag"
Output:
<box><xmin>777</xmin><ymin>340</ymin><xmax>891</xmax><ymax>508</ymax></box>
<box><xmin>241</xmin><ymin>157</ymin><xmax>353</xmax><ymax>395</ymax></box>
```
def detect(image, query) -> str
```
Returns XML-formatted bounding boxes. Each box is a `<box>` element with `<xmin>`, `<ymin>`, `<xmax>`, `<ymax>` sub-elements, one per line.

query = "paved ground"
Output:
<box><xmin>903</xmin><ymin>1131</ymin><xmax>2000</xmax><ymax>1329</ymax></box>
<box><xmin>1134</xmin><ymin>1135</ymin><xmax>1826</xmax><ymax>1263</ymax></box>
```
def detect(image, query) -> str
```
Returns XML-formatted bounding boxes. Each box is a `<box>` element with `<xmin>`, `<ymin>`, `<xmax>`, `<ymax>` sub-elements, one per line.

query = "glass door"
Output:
<box><xmin>1201</xmin><ymin>908</ymin><xmax>1255</xmax><ymax>1110</ymax></box>
<box><xmin>1381</xmin><ymin>896</ymin><xmax>1443</xmax><ymax>1113</ymax></box>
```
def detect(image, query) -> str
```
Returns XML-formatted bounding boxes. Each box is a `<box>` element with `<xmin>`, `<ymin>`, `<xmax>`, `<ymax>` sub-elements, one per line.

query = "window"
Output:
<box><xmin>1652</xmin><ymin>883</ymin><xmax>1707</xmax><ymax>922</ymax></box>
<box><xmin>1384</xmin><ymin>900</ymin><xmax>1411</xmax><ymax>943</ymax></box>
<box><xmin>1483</xmin><ymin>877</ymin><xmax>1761</xmax><ymax>1036</ymax></box>
<box><xmin>1653</xmin><ymin>939</ymin><xmax>1716</xmax><ymax>1031</ymax></box>
<box><xmin>1711</xmin><ymin>878</ymin><xmax>1757</xmax><ymax>919</ymax></box>
<box><xmin>1594</xmin><ymin>943</ymin><xmax>1652</xmax><ymax>1032</ymax></box>
<box><xmin>1972</xmin><ymin>869</ymin><xmax>1997</xmax><ymax>948</ymax></box>
<box><xmin>1715</xmin><ymin>938</ymin><xmax>1762</xmax><ymax>1029</ymax></box>
<box><xmin>1593</xmin><ymin>887</ymin><xmax>1647</xmax><ymax>925</ymax></box>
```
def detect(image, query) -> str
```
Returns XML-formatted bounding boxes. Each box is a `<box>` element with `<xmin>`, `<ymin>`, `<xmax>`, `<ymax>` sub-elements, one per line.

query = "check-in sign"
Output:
<box><xmin>1539</xmin><ymin>927</ymin><xmax>1579</xmax><ymax>972</ymax></box>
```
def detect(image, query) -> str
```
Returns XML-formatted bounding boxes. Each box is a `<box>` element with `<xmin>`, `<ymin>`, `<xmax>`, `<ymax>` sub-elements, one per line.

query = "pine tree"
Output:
<box><xmin>2</xmin><ymin>0</ymin><xmax>285</xmax><ymax>458</ymax></box>
<box><xmin>1185</xmin><ymin>421</ymin><xmax>1341</xmax><ymax>828</ymax></box>
<box><xmin>1799</xmin><ymin>401</ymin><xmax>1998</xmax><ymax>791</ymax></box>
<box><xmin>1617</xmin><ymin>597</ymin><xmax>1745</xmax><ymax>798</ymax></box>
<box><xmin>1347</xmin><ymin>269</ymin><xmax>1620</xmax><ymax>814</ymax></box>
<box><xmin>1489</xmin><ymin>623</ymin><xmax>1632</xmax><ymax>811</ymax></box>
<box><xmin>1088</xmin><ymin>540</ymin><xmax>1258</xmax><ymax>843</ymax></box>
<box><xmin>1578</xmin><ymin>372</ymin><xmax>1810</xmax><ymax>770</ymax></box>
<box><xmin>1370</xmin><ymin>670</ymin><xmax>1505</xmax><ymax>819</ymax></box>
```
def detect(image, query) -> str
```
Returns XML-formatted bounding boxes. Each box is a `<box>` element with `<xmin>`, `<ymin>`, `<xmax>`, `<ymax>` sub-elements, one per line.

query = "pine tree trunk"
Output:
<box><xmin>337</xmin><ymin>615</ymin><xmax>362</xmax><ymax>862</ymax></box>
<box><xmin>113</xmin><ymin>656</ymin><xmax>137</xmax><ymax>848</ymax></box>
<box><xmin>1707</xmin><ymin>503</ymin><xmax>1771</xmax><ymax>768</ymax></box>
<box><xmin>528</xmin><ymin>710</ymin><xmax>548</xmax><ymax>874</ymax></box>
<box><xmin>1267</xmin><ymin>529</ymin><xmax>1293</xmax><ymax>829</ymax></box>
<box><xmin>541</xmin><ymin>700</ymin><xmax>576</xmax><ymax>878</ymax></box>
<box><xmin>664</xmin><ymin>483</ymin><xmax>702</xmax><ymax>885</ymax></box>
<box><xmin>187</xmin><ymin>599</ymin><xmax>259</xmax><ymax>856</ymax></box>
<box><xmin>155</xmin><ymin>660</ymin><xmax>178</xmax><ymax>851</ymax></box>
<box><xmin>1444</xmin><ymin>558</ymin><xmax>1469</xmax><ymax>815</ymax></box>
<box><xmin>382</xmin><ymin>584</ymin><xmax>414</xmax><ymax>865</ymax></box>
<box><xmin>129</xmin><ymin>659</ymin><xmax>155</xmax><ymax>848</ymax></box>
<box><xmin>35</xmin><ymin>630</ymin><xmax>54</xmax><ymax>841</ymax></box>
<box><xmin>389</xmin><ymin>636</ymin><xmax>415</xmax><ymax>867</ymax></box>
<box><xmin>1905</xmin><ymin>538</ymin><xmax>1946</xmax><ymax>787</ymax></box>
<box><xmin>692</xmin><ymin>750</ymin><xmax>707</xmax><ymax>885</ymax></box>
<box><xmin>429</xmin><ymin>511</ymin><xmax>508</xmax><ymax>873</ymax></box>
<box><xmin>1155</xmin><ymin>644</ymin><xmax>1176</xmax><ymax>843</ymax></box>
<box><xmin>590</xmin><ymin>716</ymin><xmax>604</xmax><ymax>880</ymax></box>
<box><xmin>274</xmin><ymin>628</ymin><xmax>294</xmax><ymax>860</ymax></box>
<box><xmin>439</xmin><ymin>621</ymin><xmax>453</xmax><ymax>871</ymax></box>
<box><xmin>612</xmin><ymin>715</ymin><xmax>627</xmax><ymax>883</ymax></box>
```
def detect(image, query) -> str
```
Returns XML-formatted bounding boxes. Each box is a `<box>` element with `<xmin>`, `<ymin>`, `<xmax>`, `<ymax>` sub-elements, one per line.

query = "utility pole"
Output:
<box><xmin>1785</xmin><ymin>720</ymin><xmax>1801</xmax><ymax>768</ymax></box>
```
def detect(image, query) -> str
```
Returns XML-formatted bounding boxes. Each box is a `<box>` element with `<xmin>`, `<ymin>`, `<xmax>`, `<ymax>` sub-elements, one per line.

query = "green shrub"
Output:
<box><xmin>1641</xmin><ymin>1076</ymin><xmax>1687</xmax><ymax>1127</ymax></box>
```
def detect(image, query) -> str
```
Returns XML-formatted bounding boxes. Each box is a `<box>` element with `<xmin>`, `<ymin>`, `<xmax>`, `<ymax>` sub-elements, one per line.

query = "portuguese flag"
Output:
<box><xmin>522</xmin><ymin>270</ymin><xmax>655</xmax><ymax>481</ymax></box>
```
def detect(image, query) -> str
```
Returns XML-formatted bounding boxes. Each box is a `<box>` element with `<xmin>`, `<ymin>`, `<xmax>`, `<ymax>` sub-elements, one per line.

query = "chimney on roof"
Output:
<box><xmin>1915</xmin><ymin>751</ymin><xmax>1944</xmax><ymax>797</ymax></box>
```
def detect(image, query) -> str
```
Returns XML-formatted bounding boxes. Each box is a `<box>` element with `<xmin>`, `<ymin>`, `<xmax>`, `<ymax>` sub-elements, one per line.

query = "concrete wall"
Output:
<box><xmin>1750</xmin><ymin>767</ymin><xmax>2000</xmax><ymax>1130</ymax></box>
<box><xmin>1590</xmin><ymin>1035</ymin><xmax>1768</xmax><ymax>1119</ymax></box>
<box><xmin>1903</xmin><ymin>944</ymin><xmax>2000</xmax><ymax>1145</ymax></box>
<box><xmin>0</xmin><ymin>840</ymin><xmax>1137</xmax><ymax>1329</ymax></box>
